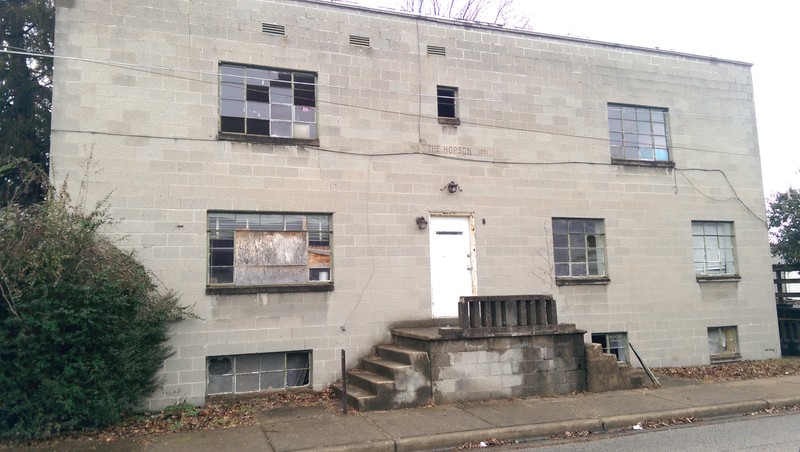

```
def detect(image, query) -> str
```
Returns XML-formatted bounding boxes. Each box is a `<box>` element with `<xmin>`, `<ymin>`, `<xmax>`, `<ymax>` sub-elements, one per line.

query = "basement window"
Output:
<box><xmin>437</xmin><ymin>86</ymin><xmax>460</xmax><ymax>125</ymax></box>
<box><xmin>207</xmin><ymin>212</ymin><xmax>332</xmax><ymax>293</ymax></box>
<box><xmin>591</xmin><ymin>332</ymin><xmax>628</xmax><ymax>363</ymax></box>
<box><xmin>207</xmin><ymin>351</ymin><xmax>310</xmax><ymax>395</ymax></box>
<box><xmin>218</xmin><ymin>63</ymin><xmax>317</xmax><ymax>143</ymax></box>
<box><xmin>708</xmin><ymin>326</ymin><xmax>741</xmax><ymax>363</ymax></box>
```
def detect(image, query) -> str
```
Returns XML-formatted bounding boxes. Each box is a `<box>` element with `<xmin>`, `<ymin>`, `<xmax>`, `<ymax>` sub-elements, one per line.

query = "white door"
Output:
<box><xmin>429</xmin><ymin>215</ymin><xmax>475</xmax><ymax>318</ymax></box>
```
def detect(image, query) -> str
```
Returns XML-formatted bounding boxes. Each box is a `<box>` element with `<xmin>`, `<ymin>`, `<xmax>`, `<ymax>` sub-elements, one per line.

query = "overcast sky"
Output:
<box><xmin>349</xmin><ymin>0</ymin><xmax>797</xmax><ymax>198</ymax></box>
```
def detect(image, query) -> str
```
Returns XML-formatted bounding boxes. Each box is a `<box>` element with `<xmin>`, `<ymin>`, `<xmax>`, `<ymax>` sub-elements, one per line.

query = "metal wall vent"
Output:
<box><xmin>427</xmin><ymin>45</ymin><xmax>446</xmax><ymax>56</ymax></box>
<box><xmin>349</xmin><ymin>35</ymin><xmax>370</xmax><ymax>47</ymax></box>
<box><xmin>262</xmin><ymin>23</ymin><xmax>286</xmax><ymax>36</ymax></box>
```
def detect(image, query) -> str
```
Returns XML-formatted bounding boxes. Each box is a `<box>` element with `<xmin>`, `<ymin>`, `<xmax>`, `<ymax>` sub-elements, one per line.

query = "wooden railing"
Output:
<box><xmin>458</xmin><ymin>295</ymin><xmax>558</xmax><ymax>332</ymax></box>
<box><xmin>774</xmin><ymin>264</ymin><xmax>800</xmax><ymax>305</ymax></box>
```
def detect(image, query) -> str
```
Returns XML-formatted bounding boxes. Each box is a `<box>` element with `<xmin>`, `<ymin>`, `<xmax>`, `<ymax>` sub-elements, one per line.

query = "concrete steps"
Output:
<box><xmin>585</xmin><ymin>342</ymin><xmax>648</xmax><ymax>392</ymax></box>
<box><xmin>331</xmin><ymin>344</ymin><xmax>432</xmax><ymax>411</ymax></box>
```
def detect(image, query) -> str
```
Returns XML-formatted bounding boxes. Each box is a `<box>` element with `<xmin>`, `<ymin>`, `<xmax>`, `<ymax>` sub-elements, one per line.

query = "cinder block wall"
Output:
<box><xmin>51</xmin><ymin>0</ymin><xmax>779</xmax><ymax>408</ymax></box>
<box><xmin>423</xmin><ymin>332</ymin><xmax>588</xmax><ymax>404</ymax></box>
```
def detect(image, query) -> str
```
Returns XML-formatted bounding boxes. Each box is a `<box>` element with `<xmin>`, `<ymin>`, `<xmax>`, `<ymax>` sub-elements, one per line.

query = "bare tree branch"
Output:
<box><xmin>396</xmin><ymin>0</ymin><xmax>530</xmax><ymax>28</ymax></box>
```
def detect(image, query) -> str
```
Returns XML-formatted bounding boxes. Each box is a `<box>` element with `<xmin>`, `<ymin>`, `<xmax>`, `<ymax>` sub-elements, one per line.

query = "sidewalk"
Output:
<box><xmin>32</xmin><ymin>375</ymin><xmax>800</xmax><ymax>452</ymax></box>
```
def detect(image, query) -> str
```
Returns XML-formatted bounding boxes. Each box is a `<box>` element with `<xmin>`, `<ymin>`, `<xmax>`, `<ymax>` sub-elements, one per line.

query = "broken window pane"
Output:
<box><xmin>246</xmin><ymin>85</ymin><xmax>270</xmax><ymax>103</ymax></box>
<box><xmin>246</xmin><ymin>119</ymin><xmax>270</xmax><ymax>136</ymax></box>
<box><xmin>708</xmin><ymin>326</ymin><xmax>738</xmax><ymax>359</ymax></box>
<box><xmin>219</xmin><ymin>64</ymin><xmax>317</xmax><ymax>139</ymax></box>
<box><xmin>592</xmin><ymin>333</ymin><xmax>628</xmax><ymax>363</ymax></box>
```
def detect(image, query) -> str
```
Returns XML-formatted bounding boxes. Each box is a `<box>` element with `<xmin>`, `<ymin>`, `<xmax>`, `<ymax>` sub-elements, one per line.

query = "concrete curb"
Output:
<box><xmin>394</xmin><ymin>419</ymin><xmax>603</xmax><ymax>452</ymax></box>
<box><xmin>387</xmin><ymin>400</ymin><xmax>798</xmax><ymax>452</ymax></box>
<box><xmin>765</xmin><ymin>396</ymin><xmax>800</xmax><ymax>409</ymax></box>
<box><xmin>600</xmin><ymin>401</ymin><xmax>769</xmax><ymax>431</ymax></box>
<box><xmin>305</xmin><ymin>440</ymin><xmax>395</xmax><ymax>452</ymax></box>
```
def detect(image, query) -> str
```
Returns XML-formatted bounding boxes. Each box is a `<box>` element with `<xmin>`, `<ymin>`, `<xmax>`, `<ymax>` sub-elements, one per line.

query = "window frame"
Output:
<box><xmin>552</xmin><ymin>218</ymin><xmax>610</xmax><ymax>285</ymax></box>
<box><xmin>207</xmin><ymin>351</ymin><xmax>311</xmax><ymax>396</ymax></box>
<box><xmin>206</xmin><ymin>211</ymin><xmax>333</xmax><ymax>294</ymax></box>
<box><xmin>692</xmin><ymin>220</ymin><xmax>740</xmax><ymax>282</ymax></box>
<box><xmin>436</xmin><ymin>85</ymin><xmax>461</xmax><ymax>126</ymax></box>
<box><xmin>218</xmin><ymin>62</ymin><xmax>320</xmax><ymax>145</ymax></box>
<box><xmin>607</xmin><ymin>103</ymin><xmax>673</xmax><ymax>167</ymax></box>
<box><xmin>707</xmin><ymin>326</ymin><xmax>741</xmax><ymax>363</ymax></box>
<box><xmin>591</xmin><ymin>332</ymin><xmax>628</xmax><ymax>363</ymax></box>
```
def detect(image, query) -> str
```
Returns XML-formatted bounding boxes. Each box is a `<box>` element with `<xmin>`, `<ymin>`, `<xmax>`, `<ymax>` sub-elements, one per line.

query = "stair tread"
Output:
<box><xmin>377</xmin><ymin>344</ymin><xmax>427</xmax><ymax>355</ymax></box>
<box><xmin>349</xmin><ymin>369</ymin><xmax>394</xmax><ymax>383</ymax></box>
<box><xmin>332</xmin><ymin>383</ymin><xmax>375</xmax><ymax>400</ymax></box>
<box><xmin>363</xmin><ymin>357</ymin><xmax>411</xmax><ymax>368</ymax></box>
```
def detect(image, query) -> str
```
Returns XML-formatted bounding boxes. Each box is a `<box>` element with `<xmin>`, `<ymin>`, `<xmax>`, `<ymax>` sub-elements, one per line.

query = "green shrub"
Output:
<box><xmin>0</xmin><ymin>184</ymin><xmax>192</xmax><ymax>440</ymax></box>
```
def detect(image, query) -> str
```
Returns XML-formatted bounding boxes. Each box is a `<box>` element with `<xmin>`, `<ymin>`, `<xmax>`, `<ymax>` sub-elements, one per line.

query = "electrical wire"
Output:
<box><xmin>2</xmin><ymin>46</ymin><xmax>758</xmax><ymax>160</ymax></box>
<box><xmin>0</xmin><ymin>47</ymin><xmax>759</xmax><ymax>122</ymax></box>
<box><xmin>10</xmin><ymin>40</ymin><xmax>766</xmax><ymax>225</ymax></box>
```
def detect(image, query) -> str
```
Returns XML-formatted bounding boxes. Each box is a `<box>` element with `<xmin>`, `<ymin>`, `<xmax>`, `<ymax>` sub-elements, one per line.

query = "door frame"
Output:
<box><xmin>428</xmin><ymin>212</ymin><xmax>477</xmax><ymax>317</ymax></box>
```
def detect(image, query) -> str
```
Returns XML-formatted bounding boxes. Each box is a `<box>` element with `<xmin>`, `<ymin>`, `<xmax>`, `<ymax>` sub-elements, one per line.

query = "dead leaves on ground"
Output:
<box><xmin>456</xmin><ymin>438</ymin><xmax>517</xmax><ymax>449</ymax></box>
<box><xmin>91</xmin><ymin>388</ymin><xmax>336</xmax><ymax>443</ymax></box>
<box><xmin>654</xmin><ymin>359</ymin><xmax>800</xmax><ymax>382</ymax></box>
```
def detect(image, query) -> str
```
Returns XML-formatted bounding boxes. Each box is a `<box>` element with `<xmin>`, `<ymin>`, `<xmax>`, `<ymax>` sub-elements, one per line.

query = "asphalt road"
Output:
<box><xmin>519</xmin><ymin>411</ymin><xmax>800</xmax><ymax>452</ymax></box>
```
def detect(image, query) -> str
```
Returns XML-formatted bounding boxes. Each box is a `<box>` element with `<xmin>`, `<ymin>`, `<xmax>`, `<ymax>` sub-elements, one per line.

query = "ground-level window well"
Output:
<box><xmin>591</xmin><ymin>332</ymin><xmax>628</xmax><ymax>363</ymax></box>
<box><xmin>207</xmin><ymin>351</ymin><xmax>310</xmax><ymax>395</ymax></box>
<box><xmin>708</xmin><ymin>326</ymin><xmax>740</xmax><ymax>363</ymax></box>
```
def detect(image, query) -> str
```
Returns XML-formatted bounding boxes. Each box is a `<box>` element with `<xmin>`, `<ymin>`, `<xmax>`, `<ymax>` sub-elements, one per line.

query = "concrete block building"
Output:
<box><xmin>51</xmin><ymin>0</ymin><xmax>780</xmax><ymax>409</ymax></box>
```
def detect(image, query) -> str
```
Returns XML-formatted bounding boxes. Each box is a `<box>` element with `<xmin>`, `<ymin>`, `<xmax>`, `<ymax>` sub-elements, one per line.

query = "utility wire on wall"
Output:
<box><xmin>14</xmin><ymin>41</ymin><xmax>766</xmax><ymax>224</ymax></box>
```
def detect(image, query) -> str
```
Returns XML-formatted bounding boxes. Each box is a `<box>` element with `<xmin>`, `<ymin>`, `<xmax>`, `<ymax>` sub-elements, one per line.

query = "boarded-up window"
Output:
<box><xmin>208</xmin><ymin>212</ymin><xmax>332</xmax><ymax>285</ymax></box>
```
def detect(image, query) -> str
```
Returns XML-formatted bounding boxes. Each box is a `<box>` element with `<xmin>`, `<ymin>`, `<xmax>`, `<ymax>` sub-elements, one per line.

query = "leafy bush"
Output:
<box><xmin>0</xmin><ymin>183</ymin><xmax>192</xmax><ymax>440</ymax></box>
<box><xmin>768</xmin><ymin>187</ymin><xmax>800</xmax><ymax>265</ymax></box>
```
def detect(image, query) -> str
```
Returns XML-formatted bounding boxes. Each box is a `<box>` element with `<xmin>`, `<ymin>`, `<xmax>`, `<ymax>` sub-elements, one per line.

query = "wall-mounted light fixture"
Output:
<box><xmin>416</xmin><ymin>216</ymin><xmax>429</xmax><ymax>230</ymax></box>
<box><xmin>441</xmin><ymin>180</ymin><xmax>461</xmax><ymax>193</ymax></box>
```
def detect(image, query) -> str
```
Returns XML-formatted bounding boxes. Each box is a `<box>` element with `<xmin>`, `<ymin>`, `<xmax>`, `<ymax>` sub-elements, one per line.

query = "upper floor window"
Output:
<box><xmin>437</xmin><ymin>85</ymin><xmax>460</xmax><ymax>125</ymax></box>
<box><xmin>208</xmin><ymin>212</ymin><xmax>332</xmax><ymax>291</ymax></box>
<box><xmin>219</xmin><ymin>64</ymin><xmax>317</xmax><ymax>141</ymax></box>
<box><xmin>692</xmin><ymin>221</ymin><xmax>737</xmax><ymax>277</ymax></box>
<box><xmin>608</xmin><ymin>104</ymin><xmax>669</xmax><ymax>163</ymax></box>
<box><xmin>552</xmin><ymin>218</ymin><xmax>607</xmax><ymax>281</ymax></box>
